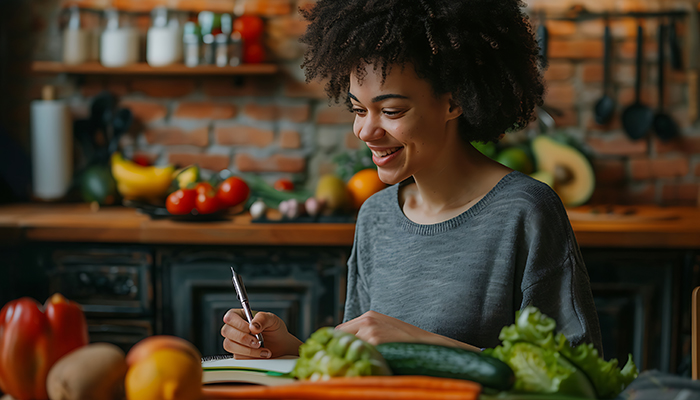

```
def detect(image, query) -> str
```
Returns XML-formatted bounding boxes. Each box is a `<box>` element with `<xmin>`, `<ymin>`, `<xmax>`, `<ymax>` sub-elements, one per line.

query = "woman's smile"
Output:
<box><xmin>369</xmin><ymin>146</ymin><xmax>404</xmax><ymax>166</ymax></box>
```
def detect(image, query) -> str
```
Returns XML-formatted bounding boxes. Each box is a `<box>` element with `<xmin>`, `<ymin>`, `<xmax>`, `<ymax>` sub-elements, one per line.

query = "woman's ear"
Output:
<box><xmin>447</xmin><ymin>95</ymin><xmax>462</xmax><ymax>120</ymax></box>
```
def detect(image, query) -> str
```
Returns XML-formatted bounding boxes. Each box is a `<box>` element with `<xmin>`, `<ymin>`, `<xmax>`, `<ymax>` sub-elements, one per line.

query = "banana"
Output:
<box><xmin>111</xmin><ymin>152</ymin><xmax>175</xmax><ymax>200</ymax></box>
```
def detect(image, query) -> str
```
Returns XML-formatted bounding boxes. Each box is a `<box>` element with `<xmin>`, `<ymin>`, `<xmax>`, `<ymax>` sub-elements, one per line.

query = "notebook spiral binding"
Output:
<box><xmin>201</xmin><ymin>354</ymin><xmax>235</xmax><ymax>362</ymax></box>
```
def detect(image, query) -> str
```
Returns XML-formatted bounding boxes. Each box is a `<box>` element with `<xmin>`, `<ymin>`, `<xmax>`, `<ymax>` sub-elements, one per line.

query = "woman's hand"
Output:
<box><xmin>221</xmin><ymin>309</ymin><xmax>303</xmax><ymax>359</ymax></box>
<box><xmin>336</xmin><ymin>311</ymin><xmax>481</xmax><ymax>352</ymax></box>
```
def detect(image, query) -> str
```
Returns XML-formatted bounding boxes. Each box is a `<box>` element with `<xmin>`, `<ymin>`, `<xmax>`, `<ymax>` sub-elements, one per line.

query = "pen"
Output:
<box><xmin>230</xmin><ymin>267</ymin><xmax>265</xmax><ymax>349</ymax></box>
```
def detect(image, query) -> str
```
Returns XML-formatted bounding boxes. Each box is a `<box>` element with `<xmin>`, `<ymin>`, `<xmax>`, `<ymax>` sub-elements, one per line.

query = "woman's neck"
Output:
<box><xmin>400</xmin><ymin>139</ymin><xmax>511</xmax><ymax>224</ymax></box>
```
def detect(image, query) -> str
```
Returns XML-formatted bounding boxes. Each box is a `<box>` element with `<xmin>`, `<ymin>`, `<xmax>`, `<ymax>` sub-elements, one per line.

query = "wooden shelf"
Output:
<box><xmin>31</xmin><ymin>61</ymin><xmax>278</xmax><ymax>75</ymax></box>
<box><xmin>62</xmin><ymin>0</ymin><xmax>237</xmax><ymax>14</ymax></box>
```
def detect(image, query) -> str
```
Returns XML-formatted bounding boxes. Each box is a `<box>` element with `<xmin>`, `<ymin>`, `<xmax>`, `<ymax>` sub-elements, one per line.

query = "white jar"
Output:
<box><xmin>62</xmin><ymin>6</ymin><xmax>89</xmax><ymax>65</ymax></box>
<box><xmin>100</xmin><ymin>9</ymin><xmax>139</xmax><ymax>67</ymax></box>
<box><xmin>147</xmin><ymin>7</ymin><xmax>180</xmax><ymax>66</ymax></box>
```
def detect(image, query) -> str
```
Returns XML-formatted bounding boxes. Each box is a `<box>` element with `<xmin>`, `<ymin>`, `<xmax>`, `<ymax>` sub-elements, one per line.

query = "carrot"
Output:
<box><xmin>202</xmin><ymin>376</ymin><xmax>481</xmax><ymax>400</ymax></box>
<box><xmin>303</xmin><ymin>375</ymin><xmax>481</xmax><ymax>391</ymax></box>
<box><xmin>202</xmin><ymin>386</ymin><xmax>479</xmax><ymax>400</ymax></box>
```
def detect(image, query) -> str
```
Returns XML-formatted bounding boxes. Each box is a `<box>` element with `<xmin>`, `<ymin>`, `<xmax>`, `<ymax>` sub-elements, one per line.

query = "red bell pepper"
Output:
<box><xmin>0</xmin><ymin>293</ymin><xmax>89</xmax><ymax>400</ymax></box>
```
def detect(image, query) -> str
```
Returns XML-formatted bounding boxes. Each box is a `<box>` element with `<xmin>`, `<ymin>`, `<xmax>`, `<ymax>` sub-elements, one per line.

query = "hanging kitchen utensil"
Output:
<box><xmin>688</xmin><ymin>3</ymin><xmax>699</xmax><ymax>122</ymax></box>
<box><xmin>668</xmin><ymin>16</ymin><xmax>684</xmax><ymax>71</ymax></box>
<box><xmin>89</xmin><ymin>91</ymin><xmax>117</xmax><ymax>163</ymax></box>
<box><xmin>537</xmin><ymin>11</ymin><xmax>548</xmax><ymax>69</ymax></box>
<box><xmin>621</xmin><ymin>21</ymin><xmax>654</xmax><ymax>140</ymax></box>
<box><xmin>107</xmin><ymin>108</ymin><xmax>133</xmax><ymax>155</ymax></box>
<box><xmin>653</xmin><ymin>21</ymin><xmax>680</xmax><ymax>141</ymax></box>
<box><xmin>594</xmin><ymin>17</ymin><xmax>615</xmax><ymax>125</ymax></box>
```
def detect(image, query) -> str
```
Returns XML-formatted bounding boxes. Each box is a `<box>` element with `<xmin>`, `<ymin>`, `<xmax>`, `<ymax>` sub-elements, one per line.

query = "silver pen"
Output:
<box><xmin>230</xmin><ymin>267</ymin><xmax>265</xmax><ymax>348</ymax></box>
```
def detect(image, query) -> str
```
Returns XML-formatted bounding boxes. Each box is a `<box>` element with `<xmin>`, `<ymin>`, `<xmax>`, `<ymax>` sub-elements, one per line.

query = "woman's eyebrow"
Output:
<box><xmin>348</xmin><ymin>92</ymin><xmax>409</xmax><ymax>103</ymax></box>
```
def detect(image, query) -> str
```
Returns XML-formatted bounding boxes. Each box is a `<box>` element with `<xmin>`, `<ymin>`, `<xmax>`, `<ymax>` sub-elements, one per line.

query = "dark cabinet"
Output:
<box><xmin>582</xmin><ymin>249</ymin><xmax>699</xmax><ymax>375</ymax></box>
<box><xmin>31</xmin><ymin>245</ymin><xmax>156</xmax><ymax>354</ymax></box>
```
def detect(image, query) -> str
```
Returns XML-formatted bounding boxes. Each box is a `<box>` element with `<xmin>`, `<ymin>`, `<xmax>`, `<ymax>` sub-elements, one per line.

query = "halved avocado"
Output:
<box><xmin>531</xmin><ymin>136</ymin><xmax>595</xmax><ymax>207</ymax></box>
<box><xmin>173</xmin><ymin>164</ymin><xmax>200</xmax><ymax>189</ymax></box>
<box><xmin>530</xmin><ymin>170</ymin><xmax>555</xmax><ymax>188</ymax></box>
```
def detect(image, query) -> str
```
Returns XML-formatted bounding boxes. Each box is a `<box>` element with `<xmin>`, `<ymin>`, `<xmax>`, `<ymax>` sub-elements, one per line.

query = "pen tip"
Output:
<box><xmin>230</xmin><ymin>266</ymin><xmax>236</xmax><ymax>275</ymax></box>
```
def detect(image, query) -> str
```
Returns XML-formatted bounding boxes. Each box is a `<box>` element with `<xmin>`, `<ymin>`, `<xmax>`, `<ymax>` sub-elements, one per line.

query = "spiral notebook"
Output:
<box><xmin>201</xmin><ymin>355</ymin><xmax>298</xmax><ymax>386</ymax></box>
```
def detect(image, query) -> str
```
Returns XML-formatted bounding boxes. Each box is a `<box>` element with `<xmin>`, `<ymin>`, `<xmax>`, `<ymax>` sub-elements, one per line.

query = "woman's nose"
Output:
<box><xmin>355</xmin><ymin>115</ymin><xmax>385</xmax><ymax>142</ymax></box>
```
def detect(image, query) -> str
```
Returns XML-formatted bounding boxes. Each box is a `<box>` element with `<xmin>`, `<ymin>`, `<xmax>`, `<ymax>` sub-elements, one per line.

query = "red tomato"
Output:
<box><xmin>243</xmin><ymin>41</ymin><xmax>265</xmax><ymax>64</ymax></box>
<box><xmin>132</xmin><ymin>154</ymin><xmax>151</xmax><ymax>166</ymax></box>
<box><xmin>233</xmin><ymin>15</ymin><xmax>264</xmax><ymax>43</ymax></box>
<box><xmin>195</xmin><ymin>191</ymin><xmax>221</xmax><ymax>214</ymax></box>
<box><xmin>195</xmin><ymin>182</ymin><xmax>214</xmax><ymax>194</ymax></box>
<box><xmin>166</xmin><ymin>188</ymin><xmax>197</xmax><ymax>215</ymax></box>
<box><xmin>216</xmin><ymin>176</ymin><xmax>250</xmax><ymax>208</ymax></box>
<box><xmin>274</xmin><ymin>178</ymin><xmax>294</xmax><ymax>191</ymax></box>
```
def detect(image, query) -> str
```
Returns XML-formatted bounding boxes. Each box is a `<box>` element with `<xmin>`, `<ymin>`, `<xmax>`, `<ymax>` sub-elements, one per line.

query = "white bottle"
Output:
<box><xmin>146</xmin><ymin>7</ymin><xmax>181</xmax><ymax>67</ymax></box>
<box><xmin>100</xmin><ymin>9</ymin><xmax>139</xmax><ymax>67</ymax></box>
<box><xmin>62</xmin><ymin>6</ymin><xmax>89</xmax><ymax>65</ymax></box>
<box><xmin>30</xmin><ymin>86</ymin><xmax>73</xmax><ymax>201</ymax></box>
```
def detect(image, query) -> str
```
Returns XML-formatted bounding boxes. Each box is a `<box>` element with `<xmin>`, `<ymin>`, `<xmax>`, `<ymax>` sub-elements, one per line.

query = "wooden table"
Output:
<box><xmin>0</xmin><ymin>203</ymin><xmax>699</xmax><ymax>248</ymax></box>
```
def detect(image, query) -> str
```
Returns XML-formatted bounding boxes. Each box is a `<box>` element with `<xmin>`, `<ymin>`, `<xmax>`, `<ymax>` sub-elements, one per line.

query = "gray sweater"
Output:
<box><xmin>343</xmin><ymin>171</ymin><xmax>603</xmax><ymax>354</ymax></box>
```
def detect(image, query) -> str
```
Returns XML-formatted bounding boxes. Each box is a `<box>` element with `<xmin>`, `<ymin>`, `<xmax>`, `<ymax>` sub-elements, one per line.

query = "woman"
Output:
<box><xmin>220</xmin><ymin>0</ymin><xmax>603</xmax><ymax>359</ymax></box>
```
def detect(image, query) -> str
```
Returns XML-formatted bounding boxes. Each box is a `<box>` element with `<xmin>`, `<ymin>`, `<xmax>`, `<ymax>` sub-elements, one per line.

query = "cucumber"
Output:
<box><xmin>375</xmin><ymin>342</ymin><xmax>515</xmax><ymax>391</ymax></box>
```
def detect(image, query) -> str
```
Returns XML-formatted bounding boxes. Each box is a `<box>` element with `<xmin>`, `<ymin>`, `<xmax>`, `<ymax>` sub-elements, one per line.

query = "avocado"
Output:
<box><xmin>531</xmin><ymin>136</ymin><xmax>595</xmax><ymax>207</ymax></box>
<box><xmin>529</xmin><ymin>170</ymin><xmax>555</xmax><ymax>187</ymax></box>
<box><xmin>80</xmin><ymin>164</ymin><xmax>117</xmax><ymax>205</ymax></box>
<box><xmin>495</xmin><ymin>146</ymin><xmax>534</xmax><ymax>174</ymax></box>
<box><xmin>471</xmin><ymin>141</ymin><xmax>497</xmax><ymax>159</ymax></box>
<box><xmin>174</xmin><ymin>165</ymin><xmax>200</xmax><ymax>189</ymax></box>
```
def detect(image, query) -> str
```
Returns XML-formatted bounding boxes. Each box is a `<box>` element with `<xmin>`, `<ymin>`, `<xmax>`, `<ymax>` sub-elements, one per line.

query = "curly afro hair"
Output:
<box><xmin>299</xmin><ymin>0</ymin><xmax>545</xmax><ymax>143</ymax></box>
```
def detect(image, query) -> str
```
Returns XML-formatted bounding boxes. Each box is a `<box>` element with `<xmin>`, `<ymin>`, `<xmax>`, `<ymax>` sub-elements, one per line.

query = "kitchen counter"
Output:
<box><xmin>0</xmin><ymin>203</ymin><xmax>699</xmax><ymax>248</ymax></box>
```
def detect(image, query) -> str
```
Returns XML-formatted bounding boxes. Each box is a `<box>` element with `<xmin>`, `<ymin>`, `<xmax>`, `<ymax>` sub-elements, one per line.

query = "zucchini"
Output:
<box><xmin>375</xmin><ymin>342</ymin><xmax>515</xmax><ymax>391</ymax></box>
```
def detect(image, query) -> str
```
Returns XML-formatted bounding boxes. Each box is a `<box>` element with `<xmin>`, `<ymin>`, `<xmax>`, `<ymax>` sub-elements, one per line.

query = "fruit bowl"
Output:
<box><xmin>123</xmin><ymin>199</ymin><xmax>232</xmax><ymax>222</ymax></box>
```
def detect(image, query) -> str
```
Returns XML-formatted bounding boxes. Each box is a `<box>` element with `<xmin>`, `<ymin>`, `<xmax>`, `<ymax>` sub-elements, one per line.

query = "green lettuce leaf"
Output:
<box><xmin>486</xmin><ymin>342</ymin><xmax>596</xmax><ymax>398</ymax></box>
<box><xmin>484</xmin><ymin>306</ymin><xmax>639</xmax><ymax>399</ymax></box>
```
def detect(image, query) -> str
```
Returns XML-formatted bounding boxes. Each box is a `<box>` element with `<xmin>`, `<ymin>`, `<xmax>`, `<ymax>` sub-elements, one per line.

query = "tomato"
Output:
<box><xmin>195</xmin><ymin>182</ymin><xmax>214</xmax><ymax>194</ymax></box>
<box><xmin>243</xmin><ymin>41</ymin><xmax>266</xmax><ymax>64</ymax></box>
<box><xmin>233</xmin><ymin>15</ymin><xmax>264</xmax><ymax>43</ymax></box>
<box><xmin>195</xmin><ymin>190</ymin><xmax>221</xmax><ymax>214</ymax></box>
<box><xmin>274</xmin><ymin>178</ymin><xmax>294</xmax><ymax>191</ymax></box>
<box><xmin>132</xmin><ymin>154</ymin><xmax>152</xmax><ymax>167</ymax></box>
<box><xmin>166</xmin><ymin>188</ymin><xmax>196</xmax><ymax>215</ymax></box>
<box><xmin>217</xmin><ymin>176</ymin><xmax>250</xmax><ymax>208</ymax></box>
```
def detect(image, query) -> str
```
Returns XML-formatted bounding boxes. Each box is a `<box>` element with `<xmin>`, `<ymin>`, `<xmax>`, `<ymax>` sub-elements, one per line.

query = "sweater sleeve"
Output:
<box><xmin>518</xmin><ymin>188</ymin><xmax>604</xmax><ymax>355</ymax></box>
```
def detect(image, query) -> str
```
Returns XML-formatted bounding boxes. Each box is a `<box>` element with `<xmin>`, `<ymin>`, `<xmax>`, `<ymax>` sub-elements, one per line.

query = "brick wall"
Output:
<box><xmin>15</xmin><ymin>0</ymin><xmax>700</xmax><ymax>204</ymax></box>
<box><xmin>529</xmin><ymin>0</ymin><xmax>700</xmax><ymax>206</ymax></box>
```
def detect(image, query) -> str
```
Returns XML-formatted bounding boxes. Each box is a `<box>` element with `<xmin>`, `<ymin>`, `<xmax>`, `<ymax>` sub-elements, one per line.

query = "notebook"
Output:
<box><xmin>201</xmin><ymin>355</ymin><xmax>299</xmax><ymax>386</ymax></box>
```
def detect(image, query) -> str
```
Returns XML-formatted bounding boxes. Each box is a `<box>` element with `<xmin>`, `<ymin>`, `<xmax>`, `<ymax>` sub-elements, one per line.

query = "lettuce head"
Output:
<box><xmin>484</xmin><ymin>306</ymin><xmax>638</xmax><ymax>399</ymax></box>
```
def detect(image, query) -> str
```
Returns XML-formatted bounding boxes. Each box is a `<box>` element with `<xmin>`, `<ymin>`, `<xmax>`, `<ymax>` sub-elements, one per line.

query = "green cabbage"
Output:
<box><xmin>484</xmin><ymin>306</ymin><xmax>638</xmax><ymax>399</ymax></box>
<box><xmin>291</xmin><ymin>327</ymin><xmax>392</xmax><ymax>381</ymax></box>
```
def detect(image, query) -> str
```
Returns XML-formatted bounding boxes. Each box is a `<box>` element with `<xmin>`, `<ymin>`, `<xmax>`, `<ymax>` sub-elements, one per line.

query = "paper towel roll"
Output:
<box><xmin>30</xmin><ymin>87</ymin><xmax>73</xmax><ymax>201</ymax></box>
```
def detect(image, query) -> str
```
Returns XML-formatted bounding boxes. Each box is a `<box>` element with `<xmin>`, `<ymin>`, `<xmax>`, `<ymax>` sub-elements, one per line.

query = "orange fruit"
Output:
<box><xmin>347</xmin><ymin>168</ymin><xmax>386</xmax><ymax>210</ymax></box>
<box><xmin>125</xmin><ymin>348</ymin><xmax>202</xmax><ymax>400</ymax></box>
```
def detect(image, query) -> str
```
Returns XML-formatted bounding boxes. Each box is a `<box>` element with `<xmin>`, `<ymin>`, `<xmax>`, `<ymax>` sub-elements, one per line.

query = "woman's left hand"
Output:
<box><xmin>335</xmin><ymin>311</ymin><xmax>435</xmax><ymax>345</ymax></box>
<box><xmin>336</xmin><ymin>310</ymin><xmax>481</xmax><ymax>352</ymax></box>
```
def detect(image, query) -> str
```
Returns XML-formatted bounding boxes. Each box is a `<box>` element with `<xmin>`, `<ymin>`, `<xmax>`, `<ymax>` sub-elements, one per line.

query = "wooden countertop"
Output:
<box><xmin>0</xmin><ymin>203</ymin><xmax>699</xmax><ymax>248</ymax></box>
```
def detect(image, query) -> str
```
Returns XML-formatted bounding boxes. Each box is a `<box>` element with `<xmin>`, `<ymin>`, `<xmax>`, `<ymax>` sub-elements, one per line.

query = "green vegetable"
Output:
<box><xmin>484</xmin><ymin>306</ymin><xmax>638</xmax><ymax>399</ymax></box>
<box><xmin>243</xmin><ymin>174</ymin><xmax>311</xmax><ymax>209</ymax></box>
<box><xmin>80</xmin><ymin>164</ymin><xmax>117</xmax><ymax>205</ymax></box>
<box><xmin>375</xmin><ymin>342</ymin><xmax>515</xmax><ymax>391</ymax></box>
<box><xmin>291</xmin><ymin>327</ymin><xmax>392</xmax><ymax>381</ymax></box>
